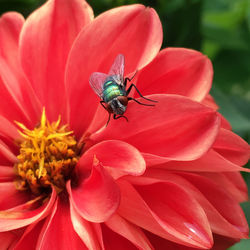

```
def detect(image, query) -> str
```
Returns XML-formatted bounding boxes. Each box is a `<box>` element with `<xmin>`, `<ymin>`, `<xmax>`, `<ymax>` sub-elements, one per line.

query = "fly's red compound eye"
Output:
<box><xmin>117</xmin><ymin>96</ymin><xmax>128</xmax><ymax>106</ymax></box>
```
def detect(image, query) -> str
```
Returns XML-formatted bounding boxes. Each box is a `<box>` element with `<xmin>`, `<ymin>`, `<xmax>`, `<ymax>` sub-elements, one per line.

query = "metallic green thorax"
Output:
<box><xmin>103</xmin><ymin>80</ymin><xmax>126</xmax><ymax>103</ymax></box>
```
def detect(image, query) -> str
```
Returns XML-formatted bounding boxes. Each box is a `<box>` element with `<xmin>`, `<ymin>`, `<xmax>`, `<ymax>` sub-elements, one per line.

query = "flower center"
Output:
<box><xmin>14</xmin><ymin>109</ymin><xmax>82</xmax><ymax>195</ymax></box>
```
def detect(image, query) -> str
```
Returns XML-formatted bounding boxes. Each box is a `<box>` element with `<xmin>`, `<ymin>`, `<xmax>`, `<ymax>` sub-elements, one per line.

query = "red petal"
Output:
<box><xmin>66</xmin><ymin>4</ymin><xmax>162</xmax><ymax>138</ymax></box>
<box><xmin>0</xmin><ymin>13</ymin><xmax>41</xmax><ymax>126</ymax></box>
<box><xmin>67</xmin><ymin>161</ymin><xmax>120</xmax><ymax>223</ymax></box>
<box><xmin>0</xmin><ymin>182</ymin><xmax>30</xmax><ymax>210</ymax></box>
<box><xmin>92</xmin><ymin>223</ymin><xmax>105</xmax><ymax>250</ymax></box>
<box><xmin>135</xmin><ymin>48</ymin><xmax>213</xmax><ymax>101</ymax></box>
<box><xmin>19</xmin><ymin>0</ymin><xmax>93</xmax><ymax>122</ymax></box>
<box><xmin>79</xmin><ymin>140</ymin><xmax>146</xmax><ymax>179</ymax></box>
<box><xmin>85</xmin><ymin>105</ymin><xmax>110</xmax><ymax>135</ymax></box>
<box><xmin>223</xmin><ymin>172</ymin><xmax>248</xmax><ymax>202</ymax></box>
<box><xmin>0</xmin><ymin>12</ymin><xmax>24</xmax><ymax>68</ymax></box>
<box><xmin>134</xmin><ymin>178</ymin><xmax>213</xmax><ymax>248</ymax></box>
<box><xmin>199</xmin><ymin>172</ymin><xmax>248</xmax><ymax>203</ymax></box>
<box><xmin>0</xmin><ymin>166</ymin><xmax>15</xmax><ymax>182</ymax></box>
<box><xmin>144</xmin><ymin>230</ymin><xmax>192</xmax><ymax>250</ymax></box>
<box><xmin>0</xmin><ymin>60</ymin><xmax>41</xmax><ymax>128</ymax></box>
<box><xmin>13</xmin><ymin>220</ymin><xmax>44</xmax><ymax>250</ymax></box>
<box><xmin>0</xmin><ymin>76</ymin><xmax>38</xmax><ymax>129</ymax></box>
<box><xmin>146</xmin><ymin>149</ymin><xmax>250</xmax><ymax>172</ymax></box>
<box><xmin>0</xmin><ymin>231</ymin><xmax>18</xmax><ymax>249</ymax></box>
<box><xmin>202</xmin><ymin>94</ymin><xmax>219</xmax><ymax>110</ymax></box>
<box><xmin>70</xmin><ymin>201</ymin><xmax>101</xmax><ymax>250</ymax></box>
<box><xmin>91</xmin><ymin>94</ymin><xmax>220</xmax><ymax>161</ymax></box>
<box><xmin>219</xmin><ymin>114</ymin><xmax>232</xmax><ymax>130</ymax></box>
<box><xmin>117</xmin><ymin>179</ymin><xmax>213</xmax><ymax>249</ymax></box>
<box><xmin>145</xmin><ymin>231</ymin><xmax>240</xmax><ymax>250</ymax></box>
<box><xmin>0</xmin><ymin>188</ymin><xmax>56</xmax><ymax>231</ymax></box>
<box><xmin>213</xmin><ymin>128</ymin><xmax>250</xmax><ymax>166</ymax></box>
<box><xmin>102</xmin><ymin>223</ymin><xmax>138</xmax><ymax>250</ymax></box>
<box><xmin>177</xmin><ymin>172</ymin><xmax>249</xmax><ymax>238</ymax></box>
<box><xmin>0</xmin><ymin>115</ymin><xmax>20</xmax><ymax>156</ymax></box>
<box><xmin>0</xmin><ymin>136</ymin><xmax>19</xmax><ymax>158</ymax></box>
<box><xmin>105</xmin><ymin>213</ymin><xmax>153</xmax><ymax>250</ymax></box>
<box><xmin>0</xmin><ymin>139</ymin><xmax>17</xmax><ymax>165</ymax></box>
<box><xmin>211</xmin><ymin>234</ymin><xmax>240</xmax><ymax>250</ymax></box>
<box><xmin>143</xmin><ymin>169</ymin><xmax>248</xmax><ymax>239</ymax></box>
<box><xmin>36</xmin><ymin>197</ymin><xmax>87</xmax><ymax>250</ymax></box>
<box><xmin>0</xmin><ymin>115</ymin><xmax>20</xmax><ymax>141</ymax></box>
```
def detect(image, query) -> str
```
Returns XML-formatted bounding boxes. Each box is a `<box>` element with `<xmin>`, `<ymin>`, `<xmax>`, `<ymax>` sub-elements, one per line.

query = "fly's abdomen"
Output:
<box><xmin>103</xmin><ymin>82</ymin><xmax>124</xmax><ymax>102</ymax></box>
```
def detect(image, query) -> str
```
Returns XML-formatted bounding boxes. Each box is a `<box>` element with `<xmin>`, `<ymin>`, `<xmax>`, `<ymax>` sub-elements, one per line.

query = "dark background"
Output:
<box><xmin>1</xmin><ymin>0</ymin><xmax>250</xmax><ymax>249</ymax></box>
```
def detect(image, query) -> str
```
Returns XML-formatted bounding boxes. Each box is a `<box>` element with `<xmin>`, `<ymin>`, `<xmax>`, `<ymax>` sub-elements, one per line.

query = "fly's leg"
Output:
<box><xmin>127</xmin><ymin>97</ymin><xmax>155</xmax><ymax>106</ymax></box>
<box><xmin>113</xmin><ymin>114</ymin><xmax>128</xmax><ymax>122</ymax></box>
<box><xmin>126</xmin><ymin>83</ymin><xmax>157</xmax><ymax>103</ymax></box>
<box><xmin>124</xmin><ymin>71</ymin><xmax>137</xmax><ymax>88</ymax></box>
<box><xmin>100</xmin><ymin>101</ymin><xmax>107</xmax><ymax>110</ymax></box>
<box><xmin>106</xmin><ymin>113</ymin><xmax>111</xmax><ymax>127</ymax></box>
<box><xmin>100</xmin><ymin>101</ymin><xmax>112</xmax><ymax>127</ymax></box>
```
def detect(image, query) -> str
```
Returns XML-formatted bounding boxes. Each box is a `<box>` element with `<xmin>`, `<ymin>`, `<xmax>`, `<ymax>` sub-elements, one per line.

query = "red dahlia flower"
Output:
<box><xmin>0</xmin><ymin>0</ymin><xmax>249</xmax><ymax>249</ymax></box>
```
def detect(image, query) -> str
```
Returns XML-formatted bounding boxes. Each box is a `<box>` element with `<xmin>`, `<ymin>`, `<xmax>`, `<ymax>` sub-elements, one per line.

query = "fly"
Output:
<box><xmin>89</xmin><ymin>54</ymin><xmax>157</xmax><ymax>126</ymax></box>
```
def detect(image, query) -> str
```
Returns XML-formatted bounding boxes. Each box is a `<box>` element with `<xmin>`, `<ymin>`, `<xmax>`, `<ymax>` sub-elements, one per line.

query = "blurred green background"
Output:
<box><xmin>0</xmin><ymin>0</ymin><xmax>250</xmax><ymax>249</ymax></box>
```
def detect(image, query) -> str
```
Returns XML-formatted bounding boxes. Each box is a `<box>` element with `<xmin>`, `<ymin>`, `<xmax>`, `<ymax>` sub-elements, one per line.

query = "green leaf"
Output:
<box><xmin>229</xmin><ymin>239</ymin><xmax>250</xmax><ymax>250</ymax></box>
<box><xmin>246</xmin><ymin>0</ymin><xmax>250</xmax><ymax>31</ymax></box>
<box><xmin>212</xmin><ymin>50</ymin><xmax>250</xmax><ymax>95</ymax></box>
<box><xmin>211</xmin><ymin>88</ymin><xmax>250</xmax><ymax>134</ymax></box>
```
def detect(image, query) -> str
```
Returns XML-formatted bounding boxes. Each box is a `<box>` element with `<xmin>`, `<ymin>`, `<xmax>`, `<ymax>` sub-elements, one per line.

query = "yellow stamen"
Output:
<box><xmin>14</xmin><ymin>109</ymin><xmax>82</xmax><ymax>195</ymax></box>
<box><xmin>41</xmin><ymin>107</ymin><xmax>46</xmax><ymax>128</ymax></box>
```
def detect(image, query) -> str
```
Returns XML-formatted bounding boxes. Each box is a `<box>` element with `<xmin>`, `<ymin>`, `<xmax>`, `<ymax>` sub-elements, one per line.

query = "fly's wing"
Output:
<box><xmin>89</xmin><ymin>72</ymin><xmax>108</xmax><ymax>98</ymax></box>
<box><xmin>108</xmin><ymin>54</ymin><xmax>125</xmax><ymax>86</ymax></box>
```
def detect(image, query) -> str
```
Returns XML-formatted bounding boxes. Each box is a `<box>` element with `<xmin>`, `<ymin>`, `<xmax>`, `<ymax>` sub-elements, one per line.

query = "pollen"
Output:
<box><xmin>14</xmin><ymin>108</ymin><xmax>82</xmax><ymax>195</ymax></box>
